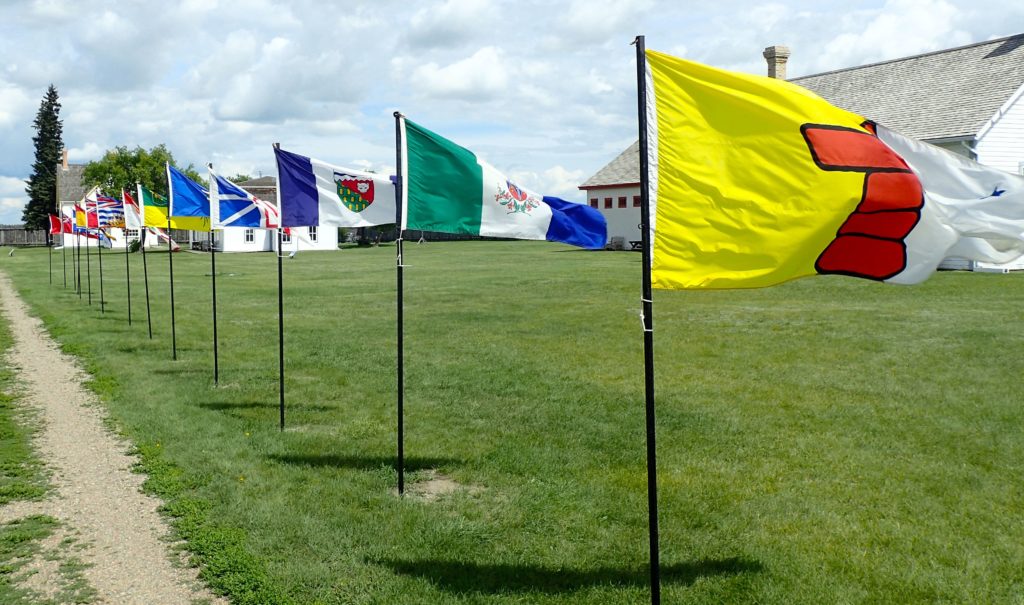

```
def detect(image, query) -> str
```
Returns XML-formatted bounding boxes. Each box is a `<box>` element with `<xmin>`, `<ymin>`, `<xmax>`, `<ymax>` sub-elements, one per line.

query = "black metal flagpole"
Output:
<box><xmin>168</xmin><ymin>219</ymin><xmax>177</xmax><ymax>360</ymax></box>
<box><xmin>394</xmin><ymin>111</ymin><xmax>406</xmax><ymax>495</ymax></box>
<box><xmin>61</xmin><ymin>223</ymin><xmax>67</xmax><ymax>288</ymax></box>
<box><xmin>75</xmin><ymin>226</ymin><xmax>81</xmax><ymax>298</ymax></box>
<box><xmin>142</xmin><ymin>228</ymin><xmax>152</xmax><ymax>339</ymax></box>
<box><xmin>97</xmin><ymin>229</ymin><xmax>105</xmax><ymax>314</ymax></box>
<box><xmin>125</xmin><ymin>231</ymin><xmax>132</xmax><ymax>325</ymax></box>
<box><xmin>270</xmin><ymin>144</ymin><xmax>286</xmax><ymax>431</ymax></box>
<box><xmin>277</xmin><ymin>227</ymin><xmax>285</xmax><ymax>431</ymax></box>
<box><xmin>634</xmin><ymin>35</ymin><xmax>661</xmax><ymax>605</ymax></box>
<box><xmin>210</xmin><ymin>229</ymin><xmax>219</xmax><ymax>385</ymax></box>
<box><xmin>124</xmin><ymin>191</ymin><xmax>133</xmax><ymax>326</ymax></box>
<box><xmin>86</xmin><ymin>227</ymin><xmax>92</xmax><ymax>305</ymax></box>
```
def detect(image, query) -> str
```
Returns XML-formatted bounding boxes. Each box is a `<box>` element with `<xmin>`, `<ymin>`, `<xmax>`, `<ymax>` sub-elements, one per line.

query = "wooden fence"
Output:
<box><xmin>0</xmin><ymin>227</ymin><xmax>48</xmax><ymax>247</ymax></box>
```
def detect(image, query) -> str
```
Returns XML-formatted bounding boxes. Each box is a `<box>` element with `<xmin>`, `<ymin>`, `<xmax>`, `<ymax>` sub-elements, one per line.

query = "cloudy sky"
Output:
<box><xmin>2</xmin><ymin>0</ymin><xmax>1023</xmax><ymax>223</ymax></box>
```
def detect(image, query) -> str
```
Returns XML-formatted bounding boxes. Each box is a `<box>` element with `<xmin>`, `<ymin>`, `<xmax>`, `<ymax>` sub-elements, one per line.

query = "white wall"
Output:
<box><xmin>969</xmin><ymin>85</ymin><xmax>1024</xmax><ymax>270</ymax></box>
<box><xmin>975</xmin><ymin>83</ymin><xmax>1024</xmax><ymax>174</ymax></box>
<box><xmin>217</xmin><ymin>228</ymin><xmax>274</xmax><ymax>252</ymax></box>
<box><xmin>581</xmin><ymin>186</ymin><xmax>642</xmax><ymax>245</ymax></box>
<box><xmin>273</xmin><ymin>226</ymin><xmax>338</xmax><ymax>252</ymax></box>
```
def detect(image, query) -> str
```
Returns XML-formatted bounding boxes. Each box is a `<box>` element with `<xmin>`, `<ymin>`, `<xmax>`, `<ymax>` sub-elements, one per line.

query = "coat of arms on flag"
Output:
<box><xmin>495</xmin><ymin>180</ymin><xmax>540</xmax><ymax>215</ymax></box>
<box><xmin>333</xmin><ymin>173</ymin><xmax>374</xmax><ymax>212</ymax></box>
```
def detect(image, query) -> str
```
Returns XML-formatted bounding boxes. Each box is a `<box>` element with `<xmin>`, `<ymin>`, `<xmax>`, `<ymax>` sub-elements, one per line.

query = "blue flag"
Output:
<box><xmin>208</xmin><ymin>169</ymin><xmax>280</xmax><ymax>228</ymax></box>
<box><xmin>167</xmin><ymin>164</ymin><xmax>210</xmax><ymax>220</ymax></box>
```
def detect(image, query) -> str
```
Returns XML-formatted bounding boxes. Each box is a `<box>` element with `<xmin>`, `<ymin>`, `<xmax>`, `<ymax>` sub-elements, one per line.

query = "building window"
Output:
<box><xmin>308</xmin><ymin>226</ymin><xmax>318</xmax><ymax>242</ymax></box>
<box><xmin>604</xmin><ymin>197</ymin><xmax>612</xmax><ymax>209</ymax></box>
<box><xmin>618</xmin><ymin>196</ymin><xmax>627</xmax><ymax>208</ymax></box>
<box><xmin>633</xmin><ymin>195</ymin><xmax>641</xmax><ymax>207</ymax></box>
<box><xmin>282</xmin><ymin>230</ymin><xmax>292</xmax><ymax>244</ymax></box>
<box><xmin>589</xmin><ymin>198</ymin><xmax>598</xmax><ymax>208</ymax></box>
<box><xmin>244</xmin><ymin>229</ymin><xmax>254</xmax><ymax>243</ymax></box>
<box><xmin>124</xmin><ymin>229</ymin><xmax>139</xmax><ymax>239</ymax></box>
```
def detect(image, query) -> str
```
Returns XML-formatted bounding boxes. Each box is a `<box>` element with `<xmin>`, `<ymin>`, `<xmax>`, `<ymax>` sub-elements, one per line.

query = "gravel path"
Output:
<box><xmin>0</xmin><ymin>272</ymin><xmax>224</xmax><ymax>605</ymax></box>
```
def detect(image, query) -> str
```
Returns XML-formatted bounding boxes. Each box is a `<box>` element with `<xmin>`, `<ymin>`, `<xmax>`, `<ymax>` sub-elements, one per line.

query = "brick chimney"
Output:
<box><xmin>61</xmin><ymin>148</ymin><xmax>68</xmax><ymax>170</ymax></box>
<box><xmin>763</xmin><ymin>45</ymin><xmax>791</xmax><ymax>79</ymax></box>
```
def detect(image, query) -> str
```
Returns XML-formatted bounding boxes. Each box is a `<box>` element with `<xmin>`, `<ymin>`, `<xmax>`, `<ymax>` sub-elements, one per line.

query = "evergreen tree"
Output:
<box><xmin>23</xmin><ymin>85</ymin><xmax>63</xmax><ymax>230</ymax></box>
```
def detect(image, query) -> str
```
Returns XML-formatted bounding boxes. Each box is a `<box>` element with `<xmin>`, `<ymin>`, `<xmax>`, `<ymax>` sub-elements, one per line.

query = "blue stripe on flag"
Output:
<box><xmin>542</xmin><ymin>196</ymin><xmax>607</xmax><ymax>250</ymax></box>
<box><xmin>274</xmin><ymin>147</ymin><xmax>318</xmax><ymax>227</ymax></box>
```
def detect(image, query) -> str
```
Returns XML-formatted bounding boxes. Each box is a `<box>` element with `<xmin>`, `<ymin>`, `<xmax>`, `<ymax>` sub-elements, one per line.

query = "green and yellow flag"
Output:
<box><xmin>138</xmin><ymin>184</ymin><xmax>209</xmax><ymax>231</ymax></box>
<box><xmin>645</xmin><ymin>49</ymin><xmax>870</xmax><ymax>289</ymax></box>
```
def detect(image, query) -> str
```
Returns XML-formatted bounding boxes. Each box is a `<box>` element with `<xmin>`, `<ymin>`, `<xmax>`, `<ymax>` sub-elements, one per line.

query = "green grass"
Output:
<box><xmin>0</xmin><ymin>307</ymin><xmax>47</xmax><ymax>506</ymax></box>
<box><xmin>3</xmin><ymin>242</ymin><xmax>1024</xmax><ymax>603</ymax></box>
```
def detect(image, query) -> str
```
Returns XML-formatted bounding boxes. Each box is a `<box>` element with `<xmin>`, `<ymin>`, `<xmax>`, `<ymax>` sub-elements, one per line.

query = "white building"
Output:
<box><xmin>581</xmin><ymin>34</ymin><xmax>1024</xmax><ymax>269</ymax></box>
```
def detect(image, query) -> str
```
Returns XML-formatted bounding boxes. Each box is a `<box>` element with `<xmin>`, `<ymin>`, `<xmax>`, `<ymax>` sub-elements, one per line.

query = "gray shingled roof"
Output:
<box><xmin>793</xmin><ymin>33</ymin><xmax>1024</xmax><ymax>141</ymax></box>
<box><xmin>56</xmin><ymin>163</ymin><xmax>87</xmax><ymax>202</ymax></box>
<box><xmin>240</xmin><ymin>176</ymin><xmax>276</xmax><ymax>187</ymax></box>
<box><xmin>581</xmin><ymin>34</ymin><xmax>1024</xmax><ymax>189</ymax></box>
<box><xmin>579</xmin><ymin>140</ymin><xmax>640</xmax><ymax>188</ymax></box>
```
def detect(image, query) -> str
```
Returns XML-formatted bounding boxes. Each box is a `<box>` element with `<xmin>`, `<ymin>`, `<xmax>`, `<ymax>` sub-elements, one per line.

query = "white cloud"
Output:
<box><xmin>0</xmin><ymin>176</ymin><xmax>27</xmax><ymax>197</ymax></box>
<box><xmin>0</xmin><ymin>196</ymin><xmax>27</xmax><ymax>224</ymax></box>
<box><xmin>407</xmin><ymin>0</ymin><xmax>497</xmax><ymax>48</ymax></box>
<box><xmin>66</xmin><ymin>143</ymin><xmax>104</xmax><ymax>163</ymax></box>
<box><xmin>559</xmin><ymin>0</ymin><xmax>654</xmax><ymax>41</ymax></box>
<box><xmin>411</xmin><ymin>47</ymin><xmax>509</xmax><ymax>100</ymax></box>
<box><xmin>817</xmin><ymin>0</ymin><xmax>971</xmax><ymax>70</ymax></box>
<box><xmin>0</xmin><ymin>0</ymin><xmax>1022</xmax><ymax>207</ymax></box>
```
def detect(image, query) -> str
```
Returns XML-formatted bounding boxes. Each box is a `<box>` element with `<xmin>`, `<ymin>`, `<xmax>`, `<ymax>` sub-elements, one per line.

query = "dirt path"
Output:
<box><xmin>0</xmin><ymin>272</ymin><xmax>224</xmax><ymax>604</ymax></box>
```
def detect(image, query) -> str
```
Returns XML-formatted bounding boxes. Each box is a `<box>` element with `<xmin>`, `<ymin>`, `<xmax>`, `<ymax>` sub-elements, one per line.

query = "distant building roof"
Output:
<box><xmin>239</xmin><ymin>176</ymin><xmax>276</xmax><ymax>188</ymax></box>
<box><xmin>56</xmin><ymin>163</ymin><xmax>87</xmax><ymax>202</ymax></box>
<box><xmin>581</xmin><ymin>34</ymin><xmax>1024</xmax><ymax>189</ymax></box>
<box><xmin>579</xmin><ymin>141</ymin><xmax>640</xmax><ymax>189</ymax></box>
<box><xmin>793</xmin><ymin>33</ymin><xmax>1024</xmax><ymax>141</ymax></box>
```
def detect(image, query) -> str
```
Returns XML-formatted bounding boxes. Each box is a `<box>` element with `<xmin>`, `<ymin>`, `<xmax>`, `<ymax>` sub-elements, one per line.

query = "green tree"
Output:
<box><xmin>23</xmin><ymin>84</ymin><xmax>63</xmax><ymax>230</ymax></box>
<box><xmin>81</xmin><ymin>145</ymin><xmax>204</xmax><ymax>196</ymax></box>
<box><xmin>227</xmin><ymin>173</ymin><xmax>252</xmax><ymax>184</ymax></box>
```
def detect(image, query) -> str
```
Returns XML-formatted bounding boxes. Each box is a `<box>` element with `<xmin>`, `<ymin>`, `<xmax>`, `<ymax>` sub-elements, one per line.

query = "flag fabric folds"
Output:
<box><xmin>94</xmin><ymin>194</ymin><xmax>125</xmax><ymax>229</ymax></box>
<box><xmin>167</xmin><ymin>164</ymin><xmax>211</xmax><ymax>231</ymax></box>
<box><xmin>274</xmin><ymin>146</ymin><xmax>395</xmax><ymax>228</ymax></box>
<box><xmin>399</xmin><ymin>118</ymin><xmax>607</xmax><ymax>249</ymax></box>
<box><xmin>74</xmin><ymin>203</ymin><xmax>88</xmax><ymax>228</ymax></box>
<box><xmin>208</xmin><ymin>169</ymin><xmax>280</xmax><ymax>228</ymax></box>
<box><xmin>139</xmin><ymin>183</ymin><xmax>209</xmax><ymax>230</ymax></box>
<box><xmin>643</xmin><ymin>49</ymin><xmax>1024</xmax><ymax>289</ymax></box>
<box><xmin>122</xmin><ymin>189</ymin><xmax>143</xmax><ymax>230</ymax></box>
<box><xmin>146</xmin><ymin>227</ymin><xmax>181</xmax><ymax>251</ymax></box>
<box><xmin>71</xmin><ymin>223</ymin><xmax>112</xmax><ymax>247</ymax></box>
<box><xmin>48</xmin><ymin>214</ymin><xmax>63</xmax><ymax>235</ymax></box>
<box><xmin>80</xmin><ymin>188</ymin><xmax>100</xmax><ymax>228</ymax></box>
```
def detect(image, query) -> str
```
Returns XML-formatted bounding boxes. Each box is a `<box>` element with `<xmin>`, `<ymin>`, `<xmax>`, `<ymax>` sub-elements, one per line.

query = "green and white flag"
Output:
<box><xmin>399</xmin><ymin>118</ymin><xmax>607</xmax><ymax>248</ymax></box>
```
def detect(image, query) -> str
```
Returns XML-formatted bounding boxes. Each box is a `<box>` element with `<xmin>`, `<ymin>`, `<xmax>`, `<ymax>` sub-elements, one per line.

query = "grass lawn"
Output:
<box><xmin>2</xmin><ymin>241</ymin><xmax>1022</xmax><ymax>604</ymax></box>
<box><xmin>0</xmin><ymin>298</ymin><xmax>47</xmax><ymax>506</ymax></box>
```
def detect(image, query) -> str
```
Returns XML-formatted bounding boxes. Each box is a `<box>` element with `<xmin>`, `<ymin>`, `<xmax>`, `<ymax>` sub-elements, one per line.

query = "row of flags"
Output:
<box><xmin>273</xmin><ymin>124</ymin><xmax>606</xmax><ymax>249</ymax></box>
<box><xmin>46</xmin><ymin>44</ymin><xmax>1023</xmax><ymax>287</ymax></box>
<box><xmin>50</xmin><ymin>126</ymin><xmax>610</xmax><ymax>253</ymax></box>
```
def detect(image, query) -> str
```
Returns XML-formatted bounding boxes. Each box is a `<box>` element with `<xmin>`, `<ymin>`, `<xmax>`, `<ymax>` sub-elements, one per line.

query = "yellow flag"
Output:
<box><xmin>646</xmin><ymin>50</ymin><xmax>877</xmax><ymax>289</ymax></box>
<box><xmin>139</xmin><ymin>185</ymin><xmax>210</xmax><ymax>231</ymax></box>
